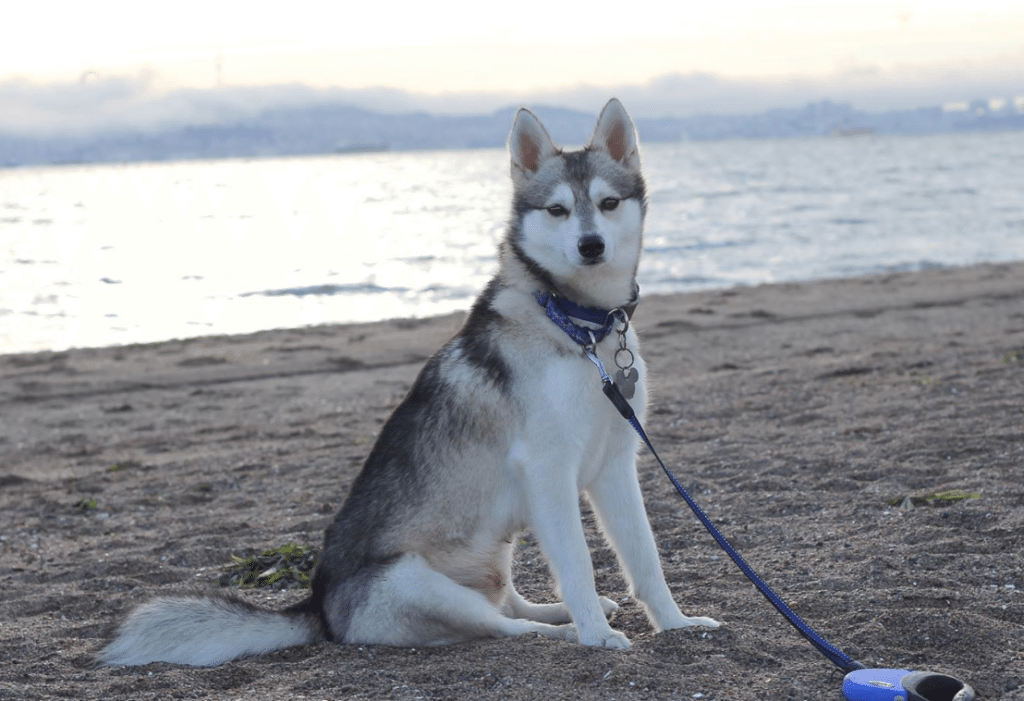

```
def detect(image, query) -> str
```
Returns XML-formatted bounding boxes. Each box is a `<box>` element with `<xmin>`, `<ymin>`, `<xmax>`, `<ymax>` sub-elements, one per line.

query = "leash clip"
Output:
<box><xmin>582</xmin><ymin>331</ymin><xmax>611</xmax><ymax>382</ymax></box>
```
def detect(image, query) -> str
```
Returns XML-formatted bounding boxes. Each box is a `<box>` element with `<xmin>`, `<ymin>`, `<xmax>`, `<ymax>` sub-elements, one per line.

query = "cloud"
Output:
<box><xmin>1</xmin><ymin>59</ymin><xmax>1021</xmax><ymax>137</ymax></box>
<box><xmin>533</xmin><ymin>60</ymin><xmax>1024</xmax><ymax>118</ymax></box>
<box><xmin>0</xmin><ymin>72</ymin><xmax>359</xmax><ymax>135</ymax></box>
<box><xmin>0</xmin><ymin>72</ymin><xmax>162</xmax><ymax>135</ymax></box>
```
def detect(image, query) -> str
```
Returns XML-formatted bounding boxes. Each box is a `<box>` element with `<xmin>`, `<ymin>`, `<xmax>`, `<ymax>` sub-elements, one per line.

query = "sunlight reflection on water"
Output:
<box><xmin>1</xmin><ymin>131</ymin><xmax>1022</xmax><ymax>353</ymax></box>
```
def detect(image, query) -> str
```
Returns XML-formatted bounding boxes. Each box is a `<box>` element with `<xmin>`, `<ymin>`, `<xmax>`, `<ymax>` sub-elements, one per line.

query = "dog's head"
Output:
<box><xmin>506</xmin><ymin>99</ymin><xmax>646</xmax><ymax>309</ymax></box>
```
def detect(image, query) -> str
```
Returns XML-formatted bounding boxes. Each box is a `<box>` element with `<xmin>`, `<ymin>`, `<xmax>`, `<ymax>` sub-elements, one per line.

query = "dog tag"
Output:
<box><xmin>614</xmin><ymin>366</ymin><xmax>639</xmax><ymax>400</ymax></box>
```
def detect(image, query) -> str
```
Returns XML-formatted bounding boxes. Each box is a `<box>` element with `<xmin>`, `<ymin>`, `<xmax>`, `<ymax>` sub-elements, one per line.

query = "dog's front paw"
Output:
<box><xmin>599</xmin><ymin>597</ymin><xmax>619</xmax><ymax>619</ymax></box>
<box><xmin>689</xmin><ymin>616</ymin><xmax>721</xmax><ymax>629</ymax></box>
<box><xmin>665</xmin><ymin>614</ymin><xmax>721</xmax><ymax>630</ymax></box>
<box><xmin>577</xmin><ymin>627</ymin><xmax>631</xmax><ymax>650</ymax></box>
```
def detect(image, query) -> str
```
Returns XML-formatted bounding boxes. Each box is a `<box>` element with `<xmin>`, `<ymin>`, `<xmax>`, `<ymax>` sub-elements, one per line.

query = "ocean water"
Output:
<box><xmin>1</xmin><ymin>130</ymin><xmax>1022</xmax><ymax>354</ymax></box>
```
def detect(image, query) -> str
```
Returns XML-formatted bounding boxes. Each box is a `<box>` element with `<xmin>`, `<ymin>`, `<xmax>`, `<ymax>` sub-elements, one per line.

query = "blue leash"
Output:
<box><xmin>591</xmin><ymin>354</ymin><xmax>977</xmax><ymax>701</ymax></box>
<box><xmin>534</xmin><ymin>289</ymin><xmax>860</xmax><ymax>669</ymax></box>
<box><xmin>579</xmin><ymin>340</ymin><xmax>863</xmax><ymax>673</ymax></box>
<box><xmin>537</xmin><ymin>291</ymin><xmax>976</xmax><ymax>699</ymax></box>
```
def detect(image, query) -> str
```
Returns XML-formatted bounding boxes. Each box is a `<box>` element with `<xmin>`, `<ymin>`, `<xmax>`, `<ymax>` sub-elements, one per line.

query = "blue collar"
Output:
<box><xmin>534</xmin><ymin>289</ymin><xmax>638</xmax><ymax>347</ymax></box>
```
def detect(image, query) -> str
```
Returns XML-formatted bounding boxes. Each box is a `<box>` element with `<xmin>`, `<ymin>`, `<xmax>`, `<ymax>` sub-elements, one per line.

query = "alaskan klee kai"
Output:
<box><xmin>98</xmin><ymin>98</ymin><xmax>720</xmax><ymax>667</ymax></box>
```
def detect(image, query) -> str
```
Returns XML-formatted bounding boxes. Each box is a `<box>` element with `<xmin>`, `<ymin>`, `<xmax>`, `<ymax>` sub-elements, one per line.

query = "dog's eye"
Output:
<box><xmin>599</xmin><ymin>197</ymin><xmax>620</xmax><ymax>212</ymax></box>
<box><xmin>546</xmin><ymin>204</ymin><xmax>569</xmax><ymax>217</ymax></box>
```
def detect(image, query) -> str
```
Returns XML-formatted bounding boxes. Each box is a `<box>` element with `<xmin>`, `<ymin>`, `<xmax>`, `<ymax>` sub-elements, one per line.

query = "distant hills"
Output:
<box><xmin>2</xmin><ymin>98</ymin><xmax>1022</xmax><ymax>167</ymax></box>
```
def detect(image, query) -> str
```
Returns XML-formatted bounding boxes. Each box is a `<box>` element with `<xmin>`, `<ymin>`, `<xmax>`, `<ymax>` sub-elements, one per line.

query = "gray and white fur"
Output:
<box><xmin>97</xmin><ymin>98</ymin><xmax>720</xmax><ymax>667</ymax></box>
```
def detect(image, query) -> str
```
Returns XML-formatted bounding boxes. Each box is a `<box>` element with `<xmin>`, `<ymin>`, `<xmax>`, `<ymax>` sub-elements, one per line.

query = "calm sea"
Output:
<box><xmin>2</xmin><ymin>131</ymin><xmax>1022</xmax><ymax>354</ymax></box>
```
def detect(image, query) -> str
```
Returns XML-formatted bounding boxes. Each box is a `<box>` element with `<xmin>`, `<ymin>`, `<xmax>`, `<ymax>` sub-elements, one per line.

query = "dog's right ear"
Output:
<box><xmin>509</xmin><ymin>108</ymin><xmax>558</xmax><ymax>188</ymax></box>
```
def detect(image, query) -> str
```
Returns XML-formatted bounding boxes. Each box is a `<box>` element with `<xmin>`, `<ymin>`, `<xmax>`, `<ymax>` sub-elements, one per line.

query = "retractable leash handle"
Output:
<box><xmin>843</xmin><ymin>669</ymin><xmax>975</xmax><ymax>701</ymax></box>
<box><xmin>592</xmin><ymin>366</ymin><xmax>975</xmax><ymax>701</ymax></box>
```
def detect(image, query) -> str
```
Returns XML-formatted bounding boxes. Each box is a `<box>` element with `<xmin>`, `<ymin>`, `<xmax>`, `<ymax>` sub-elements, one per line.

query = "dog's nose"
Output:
<box><xmin>578</xmin><ymin>234</ymin><xmax>605</xmax><ymax>260</ymax></box>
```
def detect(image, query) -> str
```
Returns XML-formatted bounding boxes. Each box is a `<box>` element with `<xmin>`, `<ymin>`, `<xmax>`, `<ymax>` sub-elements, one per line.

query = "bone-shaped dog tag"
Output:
<box><xmin>614</xmin><ymin>366</ymin><xmax>638</xmax><ymax>400</ymax></box>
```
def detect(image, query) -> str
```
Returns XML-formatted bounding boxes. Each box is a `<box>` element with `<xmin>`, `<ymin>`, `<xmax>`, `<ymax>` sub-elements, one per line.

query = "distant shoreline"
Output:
<box><xmin>4</xmin><ymin>98</ymin><xmax>1023</xmax><ymax>168</ymax></box>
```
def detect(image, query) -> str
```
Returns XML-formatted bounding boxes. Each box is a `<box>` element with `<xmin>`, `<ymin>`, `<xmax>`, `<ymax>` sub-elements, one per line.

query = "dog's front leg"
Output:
<box><xmin>519</xmin><ymin>456</ymin><xmax>631</xmax><ymax>650</ymax></box>
<box><xmin>586</xmin><ymin>455</ymin><xmax>721</xmax><ymax>632</ymax></box>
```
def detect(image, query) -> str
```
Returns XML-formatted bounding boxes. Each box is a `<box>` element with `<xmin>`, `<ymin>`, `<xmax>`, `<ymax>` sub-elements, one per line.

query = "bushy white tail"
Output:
<box><xmin>96</xmin><ymin>596</ymin><xmax>319</xmax><ymax>667</ymax></box>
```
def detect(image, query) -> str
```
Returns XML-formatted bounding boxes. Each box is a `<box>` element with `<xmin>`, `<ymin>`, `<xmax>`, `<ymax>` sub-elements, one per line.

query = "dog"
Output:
<box><xmin>97</xmin><ymin>98</ymin><xmax>720</xmax><ymax>667</ymax></box>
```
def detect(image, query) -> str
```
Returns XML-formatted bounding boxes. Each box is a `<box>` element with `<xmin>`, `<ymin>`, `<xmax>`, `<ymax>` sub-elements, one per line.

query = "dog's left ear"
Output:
<box><xmin>588</xmin><ymin>98</ymin><xmax>640</xmax><ymax>171</ymax></box>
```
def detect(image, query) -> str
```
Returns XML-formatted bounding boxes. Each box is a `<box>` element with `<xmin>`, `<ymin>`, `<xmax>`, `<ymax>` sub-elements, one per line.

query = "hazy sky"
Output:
<box><xmin>3</xmin><ymin>0</ymin><xmax>1023</xmax><ymax>128</ymax></box>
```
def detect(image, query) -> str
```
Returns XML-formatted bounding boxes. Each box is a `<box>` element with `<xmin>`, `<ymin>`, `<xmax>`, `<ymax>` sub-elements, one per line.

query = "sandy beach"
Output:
<box><xmin>2</xmin><ymin>260</ymin><xmax>1022</xmax><ymax>700</ymax></box>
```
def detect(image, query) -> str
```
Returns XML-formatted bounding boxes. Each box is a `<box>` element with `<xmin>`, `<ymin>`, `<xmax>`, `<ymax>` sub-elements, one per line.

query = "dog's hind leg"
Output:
<box><xmin>342</xmin><ymin>554</ymin><xmax>576</xmax><ymax>646</ymax></box>
<box><xmin>503</xmin><ymin>584</ymin><xmax>619</xmax><ymax>624</ymax></box>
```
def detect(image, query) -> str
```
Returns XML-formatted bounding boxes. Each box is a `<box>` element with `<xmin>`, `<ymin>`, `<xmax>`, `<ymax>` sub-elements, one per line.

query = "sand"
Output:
<box><xmin>2</xmin><ymin>261</ymin><xmax>1022</xmax><ymax>700</ymax></box>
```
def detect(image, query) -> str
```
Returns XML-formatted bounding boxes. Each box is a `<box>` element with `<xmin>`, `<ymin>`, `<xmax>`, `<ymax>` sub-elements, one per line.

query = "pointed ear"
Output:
<box><xmin>509</xmin><ymin>108</ymin><xmax>558</xmax><ymax>187</ymax></box>
<box><xmin>588</xmin><ymin>98</ymin><xmax>640</xmax><ymax>171</ymax></box>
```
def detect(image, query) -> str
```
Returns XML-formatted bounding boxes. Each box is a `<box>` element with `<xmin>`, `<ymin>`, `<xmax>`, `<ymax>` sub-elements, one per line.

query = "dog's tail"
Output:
<box><xmin>96</xmin><ymin>594</ymin><xmax>322</xmax><ymax>667</ymax></box>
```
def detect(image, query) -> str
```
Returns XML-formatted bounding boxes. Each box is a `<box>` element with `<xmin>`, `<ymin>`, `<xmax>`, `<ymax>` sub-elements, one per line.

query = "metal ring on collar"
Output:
<box><xmin>605</xmin><ymin>307</ymin><xmax>630</xmax><ymax>332</ymax></box>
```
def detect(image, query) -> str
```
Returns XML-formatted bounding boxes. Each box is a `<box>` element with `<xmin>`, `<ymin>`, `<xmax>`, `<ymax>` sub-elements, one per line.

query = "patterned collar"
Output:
<box><xmin>534</xmin><ymin>286</ymin><xmax>639</xmax><ymax>347</ymax></box>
